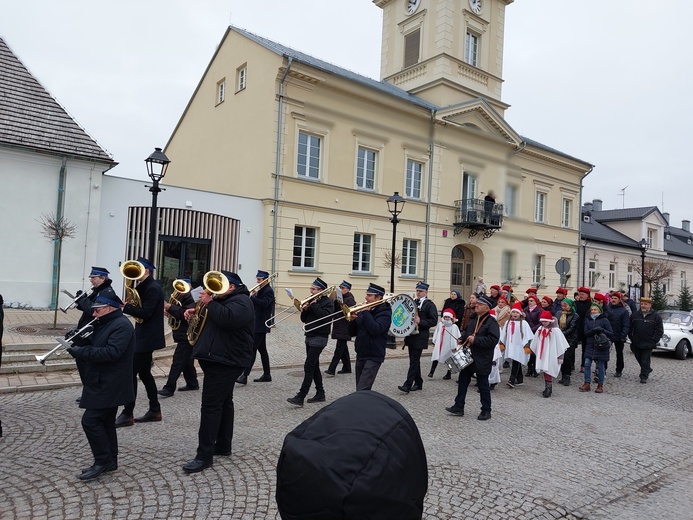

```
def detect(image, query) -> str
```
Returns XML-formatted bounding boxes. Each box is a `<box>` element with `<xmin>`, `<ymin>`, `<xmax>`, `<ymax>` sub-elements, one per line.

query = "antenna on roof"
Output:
<box><xmin>619</xmin><ymin>185</ymin><xmax>628</xmax><ymax>208</ymax></box>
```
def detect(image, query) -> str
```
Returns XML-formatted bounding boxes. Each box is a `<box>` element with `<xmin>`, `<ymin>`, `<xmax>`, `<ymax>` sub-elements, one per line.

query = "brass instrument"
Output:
<box><xmin>302</xmin><ymin>294</ymin><xmax>396</xmax><ymax>333</ymax></box>
<box><xmin>187</xmin><ymin>271</ymin><xmax>231</xmax><ymax>345</ymax></box>
<box><xmin>168</xmin><ymin>278</ymin><xmax>192</xmax><ymax>331</ymax></box>
<box><xmin>35</xmin><ymin>318</ymin><xmax>99</xmax><ymax>364</ymax></box>
<box><xmin>120</xmin><ymin>260</ymin><xmax>145</xmax><ymax>323</ymax></box>
<box><xmin>266</xmin><ymin>285</ymin><xmax>336</xmax><ymax>329</ymax></box>
<box><xmin>59</xmin><ymin>288</ymin><xmax>94</xmax><ymax>313</ymax></box>
<box><xmin>248</xmin><ymin>272</ymin><xmax>278</xmax><ymax>294</ymax></box>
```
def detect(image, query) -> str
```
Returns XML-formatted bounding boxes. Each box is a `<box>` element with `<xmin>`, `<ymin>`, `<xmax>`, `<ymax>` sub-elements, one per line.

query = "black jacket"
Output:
<box><xmin>460</xmin><ymin>312</ymin><xmax>500</xmax><ymax>376</ymax></box>
<box><xmin>629</xmin><ymin>310</ymin><xmax>664</xmax><ymax>350</ymax></box>
<box><xmin>606</xmin><ymin>303</ymin><xmax>631</xmax><ymax>342</ymax></box>
<box><xmin>122</xmin><ymin>275</ymin><xmax>165</xmax><ymax>353</ymax></box>
<box><xmin>332</xmin><ymin>291</ymin><xmax>356</xmax><ymax>341</ymax></box>
<box><xmin>349</xmin><ymin>301</ymin><xmax>392</xmax><ymax>363</ymax></box>
<box><xmin>440</xmin><ymin>297</ymin><xmax>466</xmax><ymax>328</ymax></box>
<box><xmin>574</xmin><ymin>298</ymin><xmax>592</xmax><ymax>340</ymax></box>
<box><xmin>404</xmin><ymin>298</ymin><xmax>438</xmax><ymax>349</ymax></box>
<box><xmin>167</xmin><ymin>291</ymin><xmax>195</xmax><ymax>343</ymax></box>
<box><xmin>584</xmin><ymin>313</ymin><xmax>613</xmax><ymax>361</ymax></box>
<box><xmin>75</xmin><ymin>279</ymin><xmax>113</xmax><ymax>329</ymax></box>
<box><xmin>555</xmin><ymin>310</ymin><xmax>579</xmax><ymax>348</ymax></box>
<box><xmin>252</xmin><ymin>283</ymin><xmax>275</xmax><ymax>334</ymax></box>
<box><xmin>301</xmin><ymin>294</ymin><xmax>334</xmax><ymax>338</ymax></box>
<box><xmin>71</xmin><ymin>309</ymin><xmax>135</xmax><ymax>409</ymax></box>
<box><xmin>192</xmin><ymin>285</ymin><xmax>255</xmax><ymax>368</ymax></box>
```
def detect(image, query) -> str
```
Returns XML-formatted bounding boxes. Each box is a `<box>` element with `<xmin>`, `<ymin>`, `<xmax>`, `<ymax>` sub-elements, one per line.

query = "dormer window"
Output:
<box><xmin>583</xmin><ymin>215</ymin><xmax>590</xmax><ymax>223</ymax></box>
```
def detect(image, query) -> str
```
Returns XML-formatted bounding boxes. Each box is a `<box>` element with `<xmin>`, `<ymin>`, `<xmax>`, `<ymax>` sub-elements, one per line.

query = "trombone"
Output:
<box><xmin>59</xmin><ymin>288</ymin><xmax>94</xmax><ymax>313</ymax></box>
<box><xmin>120</xmin><ymin>260</ymin><xmax>145</xmax><ymax>323</ymax></box>
<box><xmin>35</xmin><ymin>318</ymin><xmax>99</xmax><ymax>365</ymax></box>
<box><xmin>265</xmin><ymin>285</ymin><xmax>336</xmax><ymax>329</ymax></box>
<box><xmin>302</xmin><ymin>294</ymin><xmax>397</xmax><ymax>333</ymax></box>
<box><xmin>168</xmin><ymin>278</ymin><xmax>192</xmax><ymax>331</ymax></box>
<box><xmin>187</xmin><ymin>271</ymin><xmax>230</xmax><ymax>345</ymax></box>
<box><xmin>248</xmin><ymin>272</ymin><xmax>278</xmax><ymax>294</ymax></box>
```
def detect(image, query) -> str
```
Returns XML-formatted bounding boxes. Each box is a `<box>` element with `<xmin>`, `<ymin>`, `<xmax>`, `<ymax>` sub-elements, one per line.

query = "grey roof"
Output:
<box><xmin>581</xmin><ymin>213</ymin><xmax>640</xmax><ymax>248</ymax></box>
<box><xmin>589</xmin><ymin>207</ymin><xmax>659</xmax><ymax>222</ymax></box>
<box><xmin>0</xmin><ymin>37</ymin><xmax>113</xmax><ymax>162</ymax></box>
<box><xmin>521</xmin><ymin>136</ymin><xmax>592</xmax><ymax>166</ymax></box>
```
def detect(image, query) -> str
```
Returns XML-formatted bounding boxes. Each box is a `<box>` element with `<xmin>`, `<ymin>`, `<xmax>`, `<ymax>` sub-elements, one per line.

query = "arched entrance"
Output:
<box><xmin>451</xmin><ymin>245</ymin><xmax>474</xmax><ymax>299</ymax></box>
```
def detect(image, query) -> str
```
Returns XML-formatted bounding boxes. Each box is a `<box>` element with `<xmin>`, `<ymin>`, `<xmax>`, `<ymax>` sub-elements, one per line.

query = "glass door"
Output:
<box><xmin>159</xmin><ymin>236</ymin><xmax>211</xmax><ymax>299</ymax></box>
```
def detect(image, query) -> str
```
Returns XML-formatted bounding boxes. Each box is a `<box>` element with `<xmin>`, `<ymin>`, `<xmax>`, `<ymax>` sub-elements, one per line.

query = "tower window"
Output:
<box><xmin>404</xmin><ymin>29</ymin><xmax>420</xmax><ymax>68</ymax></box>
<box><xmin>465</xmin><ymin>31</ymin><xmax>479</xmax><ymax>67</ymax></box>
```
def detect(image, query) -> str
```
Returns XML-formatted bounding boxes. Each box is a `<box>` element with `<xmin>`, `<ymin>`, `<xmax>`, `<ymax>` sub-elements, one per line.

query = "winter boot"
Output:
<box><xmin>542</xmin><ymin>382</ymin><xmax>553</xmax><ymax>398</ymax></box>
<box><xmin>578</xmin><ymin>382</ymin><xmax>591</xmax><ymax>392</ymax></box>
<box><xmin>595</xmin><ymin>384</ymin><xmax>604</xmax><ymax>394</ymax></box>
<box><xmin>560</xmin><ymin>374</ymin><xmax>571</xmax><ymax>386</ymax></box>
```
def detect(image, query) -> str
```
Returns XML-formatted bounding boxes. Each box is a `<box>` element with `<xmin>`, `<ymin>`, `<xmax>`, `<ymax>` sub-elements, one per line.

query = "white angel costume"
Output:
<box><xmin>431</xmin><ymin>320</ymin><xmax>460</xmax><ymax>363</ymax></box>
<box><xmin>530</xmin><ymin>322</ymin><xmax>569</xmax><ymax>378</ymax></box>
<box><xmin>500</xmin><ymin>318</ymin><xmax>534</xmax><ymax>365</ymax></box>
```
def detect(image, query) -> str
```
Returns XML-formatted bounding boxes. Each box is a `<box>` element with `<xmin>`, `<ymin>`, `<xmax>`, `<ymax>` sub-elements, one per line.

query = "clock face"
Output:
<box><xmin>406</xmin><ymin>0</ymin><xmax>421</xmax><ymax>15</ymax></box>
<box><xmin>469</xmin><ymin>0</ymin><xmax>482</xmax><ymax>14</ymax></box>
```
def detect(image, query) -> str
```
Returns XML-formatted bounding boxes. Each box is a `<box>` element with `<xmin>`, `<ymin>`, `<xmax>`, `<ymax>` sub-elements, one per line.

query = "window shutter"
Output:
<box><xmin>404</xmin><ymin>29</ymin><xmax>420</xmax><ymax>68</ymax></box>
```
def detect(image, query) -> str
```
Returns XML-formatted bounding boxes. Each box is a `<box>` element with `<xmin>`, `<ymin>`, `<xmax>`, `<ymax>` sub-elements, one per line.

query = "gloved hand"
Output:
<box><xmin>66</xmin><ymin>347</ymin><xmax>78</xmax><ymax>358</ymax></box>
<box><xmin>594</xmin><ymin>326</ymin><xmax>603</xmax><ymax>333</ymax></box>
<box><xmin>75</xmin><ymin>290</ymin><xmax>84</xmax><ymax>297</ymax></box>
<box><xmin>499</xmin><ymin>342</ymin><xmax>505</xmax><ymax>352</ymax></box>
<box><xmin>523</xmin><ymin>346</ymin><xmax>532</xmax><ymax>355</ymax></box>
<box><xmin>64</xmin><ymin>329</ymin><xmax>77</xmax><ymax>340</ymax></box>
<box><xmin>71</xmin><ymin>335</ymin><xmax>91</xmax><ymax>347</ymax></box>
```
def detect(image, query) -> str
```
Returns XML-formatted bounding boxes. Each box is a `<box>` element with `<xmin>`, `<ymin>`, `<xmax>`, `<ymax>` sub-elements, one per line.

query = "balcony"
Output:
<box><xmin>453</xmin><ymin>198</ymin><xmax>504</xmax><ymax>239</ymax></box>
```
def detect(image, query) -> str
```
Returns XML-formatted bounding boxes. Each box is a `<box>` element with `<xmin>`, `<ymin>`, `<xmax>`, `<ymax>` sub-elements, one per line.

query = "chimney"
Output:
<box><xmin>663</xmin><ymin>212</ymin><xmax>670</xmax><ymax>224</ymax></box>
<box><xmin>592</xmin><ymin>199</ymin><xmax>603</xmax><ymax>211</ymax></box>
<box><xmin>584</xmin><ymin>202</ymin><xmax>593</xmax><ymax>213</ymax></box>
<box><xmin>683</xmin><ymin>220</ymin><xmax>691</xmax><ymax>232</ymax></box>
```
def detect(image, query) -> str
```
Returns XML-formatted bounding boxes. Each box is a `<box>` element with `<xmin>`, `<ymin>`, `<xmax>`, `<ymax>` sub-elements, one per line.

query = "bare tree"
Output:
<box><xmin>382</xmin><ymin>248</ymin><xmax>402</xmax><ymax>270</ymax></box>
<box><xmin>38</xmin><ymin>213</ymin><xmax>77</xmax><ymax>328</ymax></box>
<box><xmin>628</xmin><ymin>257</ymin><xmax>676</xmax><ymax>297</ymax></box>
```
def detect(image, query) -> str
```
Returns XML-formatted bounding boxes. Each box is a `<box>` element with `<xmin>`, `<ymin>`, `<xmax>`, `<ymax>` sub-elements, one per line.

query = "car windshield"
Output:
<box><xmin>659</xmin><ymin>311</ymin><xmax>693</xmax><ymax>326</ymax></box>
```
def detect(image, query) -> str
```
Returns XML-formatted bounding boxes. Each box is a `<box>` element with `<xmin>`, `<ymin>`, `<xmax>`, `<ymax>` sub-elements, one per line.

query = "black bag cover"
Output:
<box><xmin>276</xmin><ymin>391</ymin><xmax>428</xmax><ymax>520</ymax></box>
<box><xmin>594</xmin><ymin>332</ymin><xmax>611</xmax><ymax>351</ymax></box>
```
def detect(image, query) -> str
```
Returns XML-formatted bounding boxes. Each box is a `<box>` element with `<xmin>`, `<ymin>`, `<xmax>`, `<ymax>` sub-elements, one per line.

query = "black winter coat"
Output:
<box><xmin>574</xmin><ymin>299</ymin><xmax>592</xmax><ymax>341</ymax></box>
<box><xmin>167</xmin><ymin>291</ymin><xmax>195</xmax><ymax>343</ymax></box>
<box><xmin>332</xmin><ymin>291</ymin><xmax>356</xmax><ymax>341</ymax></box>
<box><xmin>75</xmin><ymin>278</ymin><xmax>113</xmax><ymax>329</ymax></box>
<box><xmin>606</xmin><ymin>303</ymin><xmax>631</xmax><ymax>342</ymax></box>
<box><xmin>629</xmin><ymin>310</ymin><xmax>664</xmax><ymax>350</ymax></box>
<box><xmin>71</xmin><ymin>309</ymin><xmax>135</xmax><ymax>409</ymax></box>
<box><xmin>405</xmin><ymin>298</ymin><xmax>438</xmax><ymax>349</ymax></box>
<box><xmin>460</xmin><ymin>312</ymin><xmax>500</xmax><ymax>376</ymax></box>
<box><xmin>301</xmin><ymin>295</ymin><xmax>334</xmax><ymax>338</ymax></box>
<box><xmin>555</xmin><ymin>310</ymin><xmax>579</xmax><ymax>348</ymax></box>
<box><xmin>252</xmin><ymin>283</ymin><xmax>275</xmax><ymax>334</ymax></box>
<box><xmin>440</xmin><ymin>297</ymin><xmax>466</xmax><ymax>328</ymax></box>
<box><xmin>349</xmin><ymin>301</ymin><xmax>392</xmax><ymax>363</ymax></box>
<box><xmin>122</xmin><ymin>275</ymin><xmax>165</xmax><ymax>353</ymax></box>
<box><xmin>583</xmin><ymin>313</ymin><xmax>613</xmax><ymax>361</ymax></box>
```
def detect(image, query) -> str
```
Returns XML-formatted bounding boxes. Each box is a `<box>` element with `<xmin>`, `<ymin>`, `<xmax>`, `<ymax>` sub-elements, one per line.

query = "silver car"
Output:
<box><xmin>656</xmin><ymin>311</ymin><xmax>693</xmax><ymax>360</ymax></box>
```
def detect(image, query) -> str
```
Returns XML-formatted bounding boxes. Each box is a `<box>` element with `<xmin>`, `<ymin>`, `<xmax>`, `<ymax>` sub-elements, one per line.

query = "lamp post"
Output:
<box><xmin>145</xmin><ymin>147</ymin><xmax>171</xmax><ymax>263</ymax></box>
<box><xmin>386</xmin><ymin>192</ymin><xmax>406</xmax><ymax>294</ymax></box>
<box><xmin>639</xmin><ymin>238</ymin><xmax>648</xmax><ymax>299</ymax></box>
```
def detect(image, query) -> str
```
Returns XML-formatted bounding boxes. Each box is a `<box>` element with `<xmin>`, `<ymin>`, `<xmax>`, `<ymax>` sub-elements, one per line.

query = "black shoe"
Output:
<box><xmin>324</xmin><ymin>369</ymin><xmax>335</xmax><ymax>376</ymax></box>
<box><xmin>214</xmin><ymin>446</ymin><xmax>231</xmax><ymax>456</ymax></box>
<box><xmin>114</xmin><ymin>413</ymin><xmax>134</xmax><ymax>428</ymax></box>
<box><xmin>559</xmin><ymin>375</ymin><xmax>571</xmax><ymax>386</ymax></box>
<box><xmin>640</xmin><ymin>376</ymin><xmax>648</xmax><ymax>384</ymax></box>
<box><xmin>236</xmin><ymin>374</ymin><xmax>248</xmax><ymax>385</ymax></box>
<box><xmin>503</xmin><ymin>361</ymin><xmax>510</xmax><ymax>369</ymax></box>
<box><xmin>515</xmin><ymin>380</ymin><xmax>524</xmax><ymax>386</ymax></box>
<box><xmin>398</xmin><ymin>385</ymin><xmax>411</xmax><ymax>394</ymax></box>
<box><xmin>477</xmin><ymin>411</ymin><xmax>492</xmax><ymax>421</ymax></box>
<box><xmin>410</xmin><ymin>384</ymin><xmax>422</xmax><ymax>392</ymax></box>
<box><xmin>490</xmin><ymin>383</ymin><xmax>497</xmax><ymax>390</ymax></box>
<box><xmin>81</xmin><ymin>460</ymin><xmax>118</xmax><ymax>474</ymax></box>
<box><xmin>75</xmin><ymin>396</ymin><xmax>81</xmax><ymax>403</ymax></box>
<box><xmin>254</xmin><ymin>374</ymin><xmax>272</xmax><ymax>382</ymax></box>
<box><xmin>307</xmin><ymin>393</ymin><xmax>326</xmax><ymax>403</ymax></box>
<box><xmin>445</xmin><ymin>406</ymin><xmax>464</xmax><ymax>416</ymax></box>
<box><xmin>506</xmin><ymin>380</ymin><xmax>515</xmax><ymax>388</ymax></box>
<box><xmin>427</xmin><ymin>372</ymin><xmax>434</xmax><ymax>378</ymax></box>
<box><xmin>542</xmin><ymin>385</ymin><xmax>552</xmax><ymax>398</ymax></box>
<box><xmin>442</xmin><ymin>371</ymin><xmax>451</xmax><ymax>380</ymax></box>
<box><xmin>287</xmin><ymin>395</ymin><xmax>304</xmax><ymax>406</ymax></box>
<box><xmin>337</xmin><ymin>369</ymin><xmax>352</xmax><ymax>374</ymax></box>
<box><xmin>134</xmin><ymin>410</ymin><xmax>162</xmax><ymax>423</ymax></box>
<box><xmin>182</xmin><ymin>458</ymin><xmax>213</xmax><ymax>474</ymax></box>
<box><xmin>78</xmin><ymin>461</ymin><xmax>116</xmax><ymax>481</ymax></box>
<box><xmin>158</xmin><ymin>388</ymin><xmax>174</xmax><ymax>398</ymax></box>
<box><xmin>178</xmin><ymin>385</ymin><xmax>199</xmax><ymax>392</ymax></box>
<box><xmin>614</xmin><ymin>371</ymin><xmax>622</xmax><ymax>378</ymax></box>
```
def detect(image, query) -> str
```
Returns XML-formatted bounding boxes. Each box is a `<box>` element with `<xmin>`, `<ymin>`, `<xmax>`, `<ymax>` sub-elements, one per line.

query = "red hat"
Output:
<box><xmin>442</xmin><ymin>308</ymin><xmax>457</xmax><ymax>319</ymax></box>
<box><xmin>490</xmin><ymin>284</ymin><xmax>501</xmax><ymax>291</ymax></box>
<box><xmin>593</xmin><ymin>293</ymin><xmax>608</xmax><ymax>304</ymax></box>
<box><xmin>498</xmin><ymin>296</ymin><xmax>508</xmax><ymax>304</ymax></box>
<box><xmin>540</xmin><ymin>310</ymin><xmax>553</xmax><ymax>322</ymax></box>
<box><xmin>488</xmin><ymin>309</ymin><xmax>497</xmax><ymax>318</ymax></box>
<box><xmin>528</xmin><ymin>295</ymin><xmax>540</xmax><ymax>305</ymax></box>
<box><xmin>556</xmin><ymin>287</ymin><xmax>568</xmax><ymax>296</ymax></box>
<box><xmin>578</xmin><ymin>287</ymin><xmax>591</xmax><ymax>294</ymax></box>
<box><xmin>511</xmin><ymin>302</ymin><xmax>523</xmax><ymax>313</ymax></box>
<box><xmin>526</xmin><ymin>287</ymin><xmax>538</xmax><ymax>294</ymax></box>
<box><xmin>541</xmin><ymin>296</ymin><xmax>554</xmax><ymax>306</ymax></box>
<box><xmin>610</xmin><ymin>292</ymin><xmax>622</xmax><ymax>299</ymax></box>
<box><xmin>502</xmin><ymin>285</ymin><xmax>512</xmax><ymax>291</ymax></box>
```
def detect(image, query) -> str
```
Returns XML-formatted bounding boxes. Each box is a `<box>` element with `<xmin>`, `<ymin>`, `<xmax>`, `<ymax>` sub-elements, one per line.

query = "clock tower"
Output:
<box><xmin>373</xmin><ymin>0</ymin><xmax>514</xmax><ymax>114</ymax></box>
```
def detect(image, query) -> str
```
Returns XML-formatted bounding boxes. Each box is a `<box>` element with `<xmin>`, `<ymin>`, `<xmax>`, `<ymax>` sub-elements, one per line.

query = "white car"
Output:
<box><xmin>656</xmin><ymin>311</ymin><xmax>693</xmax><ymax>360</ymax></box>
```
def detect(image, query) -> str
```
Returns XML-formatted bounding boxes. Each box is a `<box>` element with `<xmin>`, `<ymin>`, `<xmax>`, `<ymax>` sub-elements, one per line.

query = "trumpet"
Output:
<box><xmin>302</xmin><ymin>294</ymin><xmax>396</xmax><ymax>333</ymax></box>
<box><xmin>35</xmin><ymin>318</ymin><xmax>99</xmax><ymax>365</ymax></box>
<box><xmin>265</xmin><ymin>285</ymin><xmax>337</xmax><ymax>329</ymax></box>
<box><xmin>120</xmin><ymin>260</ymin><xmax>145</xmax><ymax>323</ymax></box>
<box><xmin>249</xmin><ymin>272</ymin><xmax>278</xmax><ymax>294</ymax></box>
<box><xmin>187</xmin><ymin>271</ymin><xmax>230</xmax><ymax>346</ymax></box>
<box><xmin>168</xmin><ymin>279</ymin><xmax>192</xmax><ymax>331</ymax></box>
<box><xmin>59</xmin><ymin>288</ymin><xmax>94</xmax><ymax>313</ymax></box>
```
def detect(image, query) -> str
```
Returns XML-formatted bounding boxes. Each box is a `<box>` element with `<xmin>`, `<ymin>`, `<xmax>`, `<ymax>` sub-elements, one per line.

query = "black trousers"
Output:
<box><xmin>614</xmin><ymin>341</ymin><xmax>626</xmax><ymax>373</ymax></box>
<box><xmin>243</xmin><ymin>333</ymin><xmax>271</xmax><ymax>377</ymax></box>
<box><xmin>631</xmin><ymin>346</ymin><xmax>653</xmax><ymax>379</ymax></box>
<box><xmin>298</xmin><ymin>337</ymin><xmax>327</xmax><ymax>397</ymax></box>
<box><xmin>404</xmin><ymin>347</ymin><xmax>423</xmax><ymax>388</ymax></box>
<box><xmin>163</xmin><ymin>341</ymin><xmax>198</xmax><ymax>392</ymax></box>
<box><xmin>560</xmin><ymin>346</ymin><xmax>576</xmax><ymax>377</ymax></box>
<box><xmin>510</xmin><ymin>360</ymin><xmax>524</xmax><ymax>383</ymax></box>
<box><xmin>82</xmin><ymin>407</ymin><xmax>118</xmax><ymax>465</ymax></box>
<box><xmin>355</xmin><ymin>358</ymin><xmax>381</xmax><ymax>391</ymax></box>
<box><xmin>327</xmin><ymin>339</ymin><xmax>352</xmax><ymax>373</ymax></box>
<box><xmin>123</xmin><ymin>352</ymin><xmax>160</xmax><ymax>416</ymax></box>
<box><xmin>454</xmin><ymin>363</ymin><xmax>491</xmax><ymax>412</ymax></box>
<box><xmin>196</xmin><ymin>361</ymin><xmax>244</xmax><ymax>462</ymax></box>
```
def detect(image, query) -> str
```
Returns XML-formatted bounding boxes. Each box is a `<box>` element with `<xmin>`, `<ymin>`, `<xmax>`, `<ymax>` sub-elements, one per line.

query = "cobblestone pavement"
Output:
<box><xmin>1</xmin><ymin>309</ymin><xmax>693</xmax><ymax>518</ymax></box>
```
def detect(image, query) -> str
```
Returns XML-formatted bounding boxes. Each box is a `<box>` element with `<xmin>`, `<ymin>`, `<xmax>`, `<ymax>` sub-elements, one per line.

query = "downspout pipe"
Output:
<box><xmin>271</xmin><ymin>57</ymin><xmax>293</xmax><ymax>276</ymax></box>
<box><xmin>423</xmin><ymin>109</ymin><xmax>436</xmax><ymax>281</ymax></box>
<box><xmin>577</xmin><ymin>165</ymin><xmax>594</xmax><ymax>287</ymax></box>
<box><xmin>51</xmin><ymin>157</ymin><xmax>68</xmax><ymax>309</ymax></box>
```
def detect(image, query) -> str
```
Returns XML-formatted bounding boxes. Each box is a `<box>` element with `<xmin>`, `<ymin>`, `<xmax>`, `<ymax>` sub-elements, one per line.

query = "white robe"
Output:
<box><xmin>431</xmin><ymin>321</ymin><xmax>460</xmax><ymax>362</ymax></box>
<box><xmin>500</xmin><ymin>319</ymin><xmax>534</xmax><ymax>365</ymax></box>
<box><xmin>488</xmin><ymin>344</ymin><xmax>503</xmax><ymax>384</ymax></box>
<box><xmin>530</xmin><ymin>325</ymin><xmax>569</xmax><ymax>378</ymax></box>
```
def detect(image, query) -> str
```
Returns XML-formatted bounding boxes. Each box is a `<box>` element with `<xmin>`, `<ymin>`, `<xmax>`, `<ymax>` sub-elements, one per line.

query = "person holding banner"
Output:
<box><xmin>399</xmin><ymin>282</ymin><xmax>438</xmax><ymax>394</ymax></box>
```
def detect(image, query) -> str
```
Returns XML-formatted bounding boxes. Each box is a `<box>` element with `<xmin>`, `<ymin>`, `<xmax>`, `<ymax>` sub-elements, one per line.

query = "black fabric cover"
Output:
<box><xmin>276</xmin><ymin>391</ymin><xmax>427</xmax><ymax>520</ymax></box>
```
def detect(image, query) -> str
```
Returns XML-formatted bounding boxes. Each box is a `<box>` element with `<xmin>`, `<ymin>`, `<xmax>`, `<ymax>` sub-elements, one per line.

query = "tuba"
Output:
<box><xmin>187</xmin><ymin>271</ymin><xmax>230</xmax><ymax>346</ymax></box>
<box><xmin>168</xmin><ymin>279</ymin><xmax>192</xmax><ymax>331</ymax></box>
<box><xmin>120</xmin><ymin>260</ymin><xmax>145</xmax><ymax>323</ymax></box>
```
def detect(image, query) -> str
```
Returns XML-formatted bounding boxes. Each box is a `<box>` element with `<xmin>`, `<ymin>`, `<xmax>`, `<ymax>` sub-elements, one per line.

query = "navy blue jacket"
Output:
<box><xmin>332</xmin><ymin>291</ymin><xmax>356</xmax><ymax>341</ymax></box>
<box><xmin>251</xmin><ymin>283</ymin><xmax>275</xmax><ymax>334</ymax></box>
<box><xmin>75</xmin><ymin>278</ymin><xmax>113</xmax><ymax>329</ymax></box>
<box><xmin>605</xmin><ymin>303</ymin><xmax>631</xmax><ymax>342</ymax></box>
<box><xmin>122</xmin><ymin>275</ymin><xmax>166</xmax><ymax>353</ymax></box>
<box><xmin>167</xmin><ymin>291</ymin><xmax>195</xmax><ymax>343</ymax></box>
<box><xmin>584</xmin><ymin>313</ymin><xmax>613</xmax><ymax>361</ymax></box>
<box><xmin>349</xmin><ymin>301</ymin><xmax>392</xmax><ymax>363</ymax></box>
<box><xmin>405</xmin><ymin>298</ymin><xmax>438</xmax><ymax>350</ymax></box>
<box><xmin>460</xmin><ymin>312</ymin><xmax>500</xmax><ymax>376</ymax></box>
<box><xmin>301</xmin><ymin>294</ymin><xmax>334</xmax><ymax>338</ymax></box>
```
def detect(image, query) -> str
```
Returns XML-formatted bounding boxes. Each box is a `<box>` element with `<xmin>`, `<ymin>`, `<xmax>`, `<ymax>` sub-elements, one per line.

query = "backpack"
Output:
<box><xmin>594</xmin><ymin>332</ymin><xmax>611</xmax><ymax>351</ymax></box>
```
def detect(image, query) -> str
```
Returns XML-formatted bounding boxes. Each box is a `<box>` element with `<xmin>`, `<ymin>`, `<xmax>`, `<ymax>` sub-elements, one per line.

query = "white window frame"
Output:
<box><xmin>501</xmin><ymin>250</ymin><xmax>515</xmax><ymax>282</ymax></box>
<box><xmin>292</xmin><ymin>226</ymin><xmax>317</xmax><ymax>270</ymax></box>
<box><xmin>297</xmin><ymin>131</ymin><xmax>322</xmax><ymax>180</ymax></box>
<box><xmin>352</xmin><ymin>233</ymin><xmax>373</xmax><ymax>273</ymax></box>
<box><xmin>236</xmin><ymin>65</ymin><xmax>247</xmax><ymax>92</ymax></box>
<box><xmin>216</xmin><ymin>78</ymin><xmax>226</xmax><ymax>105</ymax></box>
<box><xmin>609</xmin><ymin>262</ymin><xmax>616</xmax><ymax>289</ymax></box>
<box><xmin>505</xmin><ymin>184</ymin><xmax>517</xmax><ymax>217</ymax></box>
<box><xmin>356</xmin><ymin>146</ymin><xmax>377</xmax><ymax>191</ymax></box>
<box><xmin>588</xmin><ymin>260</ymin><xmax>597</xmax><ymax>287</ymax></box>
<box><xmin>402</xmin><ymin>239</ymin><xmax>418</xmax><ymax>276</ymax></box>
<box><xmin>647</xmin><ymin>228</ymin><xmax>655</xmax><ymax>249</ymax></box>
<box><xmin>462</xmin><ymin>172</ymin><xmax>477</xmax><ymax>200</ymax></box>
<box><xmin>535</xmin><ymin>191</ymin><xmax>547</xmax><ymax>224</ymax></box>
<box><xmin>562</xmin><ymin>198</ymin><xmax>572</xmax><ymax>228</ymax></box>
<box><xmin>532</xmin><ymin>254</ymin><xmax>544</xmax><ymax>286</ymax></box>
<box><xmin>405</xmin><ymin>159</ymin><xmax>423</xmax><ymax>199</ymax></box>
<box><xmin>465</xmin><ymin>31</ymin><xmax>479</xmax><ymax>67</ymax></box>
<box><xmin>627</xmin><ymin>265</ymin><xmax>633</xmax><ymax>287</ymax></box>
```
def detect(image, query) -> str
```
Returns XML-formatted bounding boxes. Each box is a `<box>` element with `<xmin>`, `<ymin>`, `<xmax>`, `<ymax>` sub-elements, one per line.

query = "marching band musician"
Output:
<box><xmin>116</xmin><ymin>257</ymin><xmax>165</xmax><ymax>428</ymax></box>
<box><xmin>445</xmin><ymin>296</ymin><xmax>500</xmax><ymax>420</ymax></box>
<box><xmin>181</xmin><ymin>270</ymin><xmax>254</xmax><ymax>474</ymax></box>
<box><xmin>325</xmin><ymin>280</ymin><xmax>356</xmax><ymax>376</ymax></box>
<box><xmin>398</xmin><ymin>281</ymin><xmax>438</xmax><ymax>394</ymax></box>
<box><xmin>158</xmin><ymin>278</ymin><xmax>199</xmax><ymax>398</ymax></box>
<box><xmin>347</xmin><ymin>283</ymin><xmax>391</xmax><ymax>391</ymax></box>
<box><xmin>237</xmin><ymin>269</ymin><xmax>275</xmax><ymax>384</ymax></box>
<box><xmin>287</xmin><ymin>277</ymin><xmax>333</xmax><ymax>407</ymax></box>
<box><xmin>66</xmin><ymin>287</ymin><xmax>135</xmax><ymax>480</ymax></box>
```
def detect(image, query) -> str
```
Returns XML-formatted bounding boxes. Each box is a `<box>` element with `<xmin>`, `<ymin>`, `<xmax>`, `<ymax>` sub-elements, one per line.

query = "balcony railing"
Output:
<box><xmin>453</xmin><ymin>198</ymin><xmax>504</xmax><ymax>238</ymax></box>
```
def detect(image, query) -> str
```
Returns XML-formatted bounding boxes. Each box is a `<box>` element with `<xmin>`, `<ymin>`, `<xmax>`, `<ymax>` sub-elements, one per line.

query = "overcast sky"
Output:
<box><xmin>2</xmin><ymin>0</ymin><xmax>692</xmax><ymax>227</ymax></box>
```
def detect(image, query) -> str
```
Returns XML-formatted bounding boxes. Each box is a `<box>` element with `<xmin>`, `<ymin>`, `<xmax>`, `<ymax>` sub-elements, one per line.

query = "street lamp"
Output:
<box><xmin>145</xmin><ymin>147</ymin><xmax>171</xmax><ymax>263</ymax></box>
<box><xmin>386</xmin><ymin>192</ymin><xmax>406</xmax><ymax>294</ymax></box>
<box><xmin>639</xmin><ymin>238</ymin><xmax>648</xmax><ymax>299</ymax></box>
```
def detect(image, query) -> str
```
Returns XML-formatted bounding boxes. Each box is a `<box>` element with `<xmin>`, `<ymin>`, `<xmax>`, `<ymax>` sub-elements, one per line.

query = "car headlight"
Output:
<box><xmin>662</xmin><ymin>333</ymin><xmax>670</xmax><ymax>345</ymax></box>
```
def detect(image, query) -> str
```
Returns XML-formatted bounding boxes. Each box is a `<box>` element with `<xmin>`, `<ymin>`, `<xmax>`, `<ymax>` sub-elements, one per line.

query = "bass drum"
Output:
<box><xmin>388</xmin><ymin>294</ymin><xmax>418</xmax><ymax>337</ymax></box>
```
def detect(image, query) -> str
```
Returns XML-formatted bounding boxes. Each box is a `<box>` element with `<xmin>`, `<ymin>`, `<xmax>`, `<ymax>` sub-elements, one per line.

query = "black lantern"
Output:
<box><xmin>145</xmin><ymin>147</ymin><xmax>171</xmax><ymax>262</ymax></box>
<box><xmin>386</xmin><ymin>192</ymin><xmax>406</xmax><ymax>294</ymax></box>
